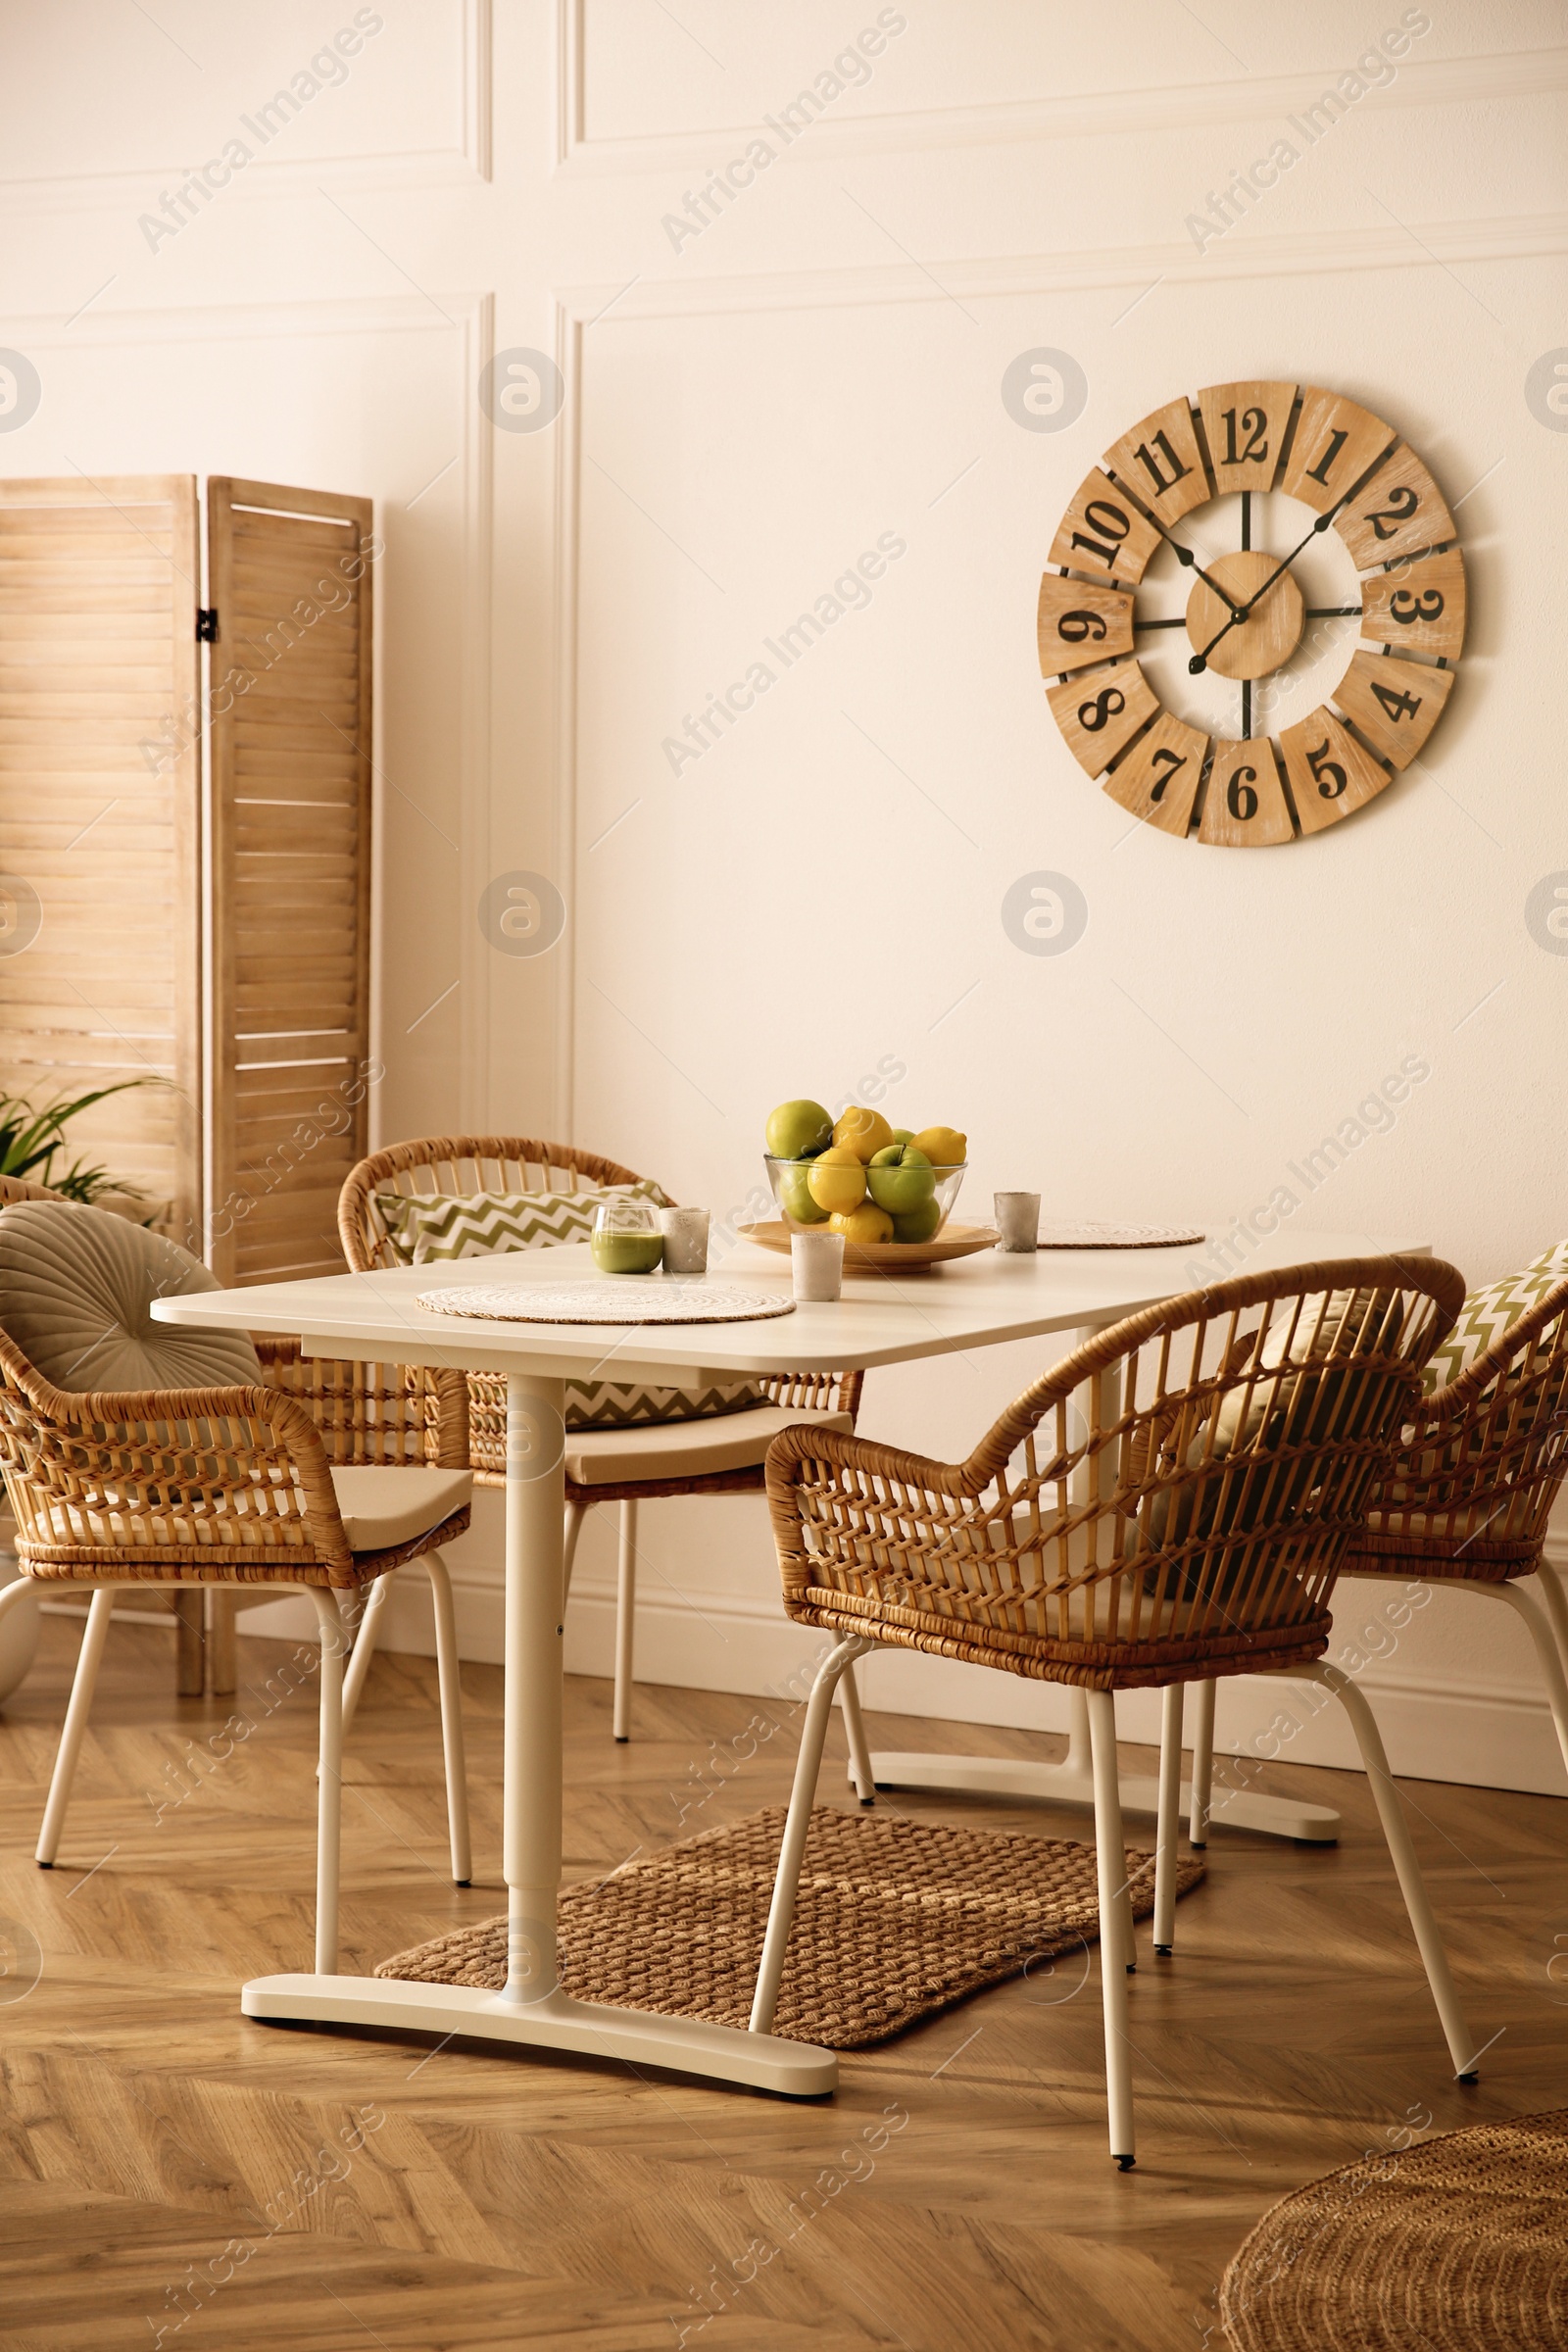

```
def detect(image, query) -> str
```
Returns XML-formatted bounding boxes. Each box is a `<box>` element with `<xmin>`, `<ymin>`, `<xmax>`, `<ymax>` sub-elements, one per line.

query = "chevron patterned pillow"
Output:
<box><xmin>375</xmin><ymin>1181</ymin><xmax>671</xmax><ymax>1265</ymax></box>
<box><xmin>375</xmin><ymin>1182</ymin><xmax>768</xmax><ymax>1428</ymax></box>
<box><xmin>1422</xmin><ymin>1241</ymin><xmax>1568</xmax><ymax>1396</ymax></box>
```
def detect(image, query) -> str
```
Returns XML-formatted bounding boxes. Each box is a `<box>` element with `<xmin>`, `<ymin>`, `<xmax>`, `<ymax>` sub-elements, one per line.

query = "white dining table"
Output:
<box><xmin>153</xmin><ymin>1222</ymin><xmax>1420</xmax><ymax>2098</ymax></box>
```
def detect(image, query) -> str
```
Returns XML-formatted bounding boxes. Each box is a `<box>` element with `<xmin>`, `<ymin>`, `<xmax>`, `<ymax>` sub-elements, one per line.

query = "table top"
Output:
<box><xmin>151</xmin><ymin>1227</ymin><xmax>1428</xmax><ymax>1384</ymax></box>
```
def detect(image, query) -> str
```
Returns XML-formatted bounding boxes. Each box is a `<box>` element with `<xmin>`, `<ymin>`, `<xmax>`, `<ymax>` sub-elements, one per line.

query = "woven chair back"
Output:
<box><xmin>1365</xmin><ymin>1276</ymin><xmax>1568</xmax><ymax>1560</ymax></box>
<box><xmin>767</xmin><ymin>1257</ymin><xmax>1462</xmax><ymax>1686</ymax></box>
<box><xmin>338</xmin><ymin>1137</ymin><xmax>860</xmax><ymax>1467</ymax></box>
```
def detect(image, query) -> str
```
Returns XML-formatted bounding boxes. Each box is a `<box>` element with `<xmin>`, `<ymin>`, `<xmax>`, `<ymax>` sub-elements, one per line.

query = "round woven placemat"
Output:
<box><xmin>374</xmin><ymin>1805</ymin><xmax>1203</xmax><ymax>2048</ymax></box>
<box><xmin>1035</xmin><ymin>1221</ymin><xmax>1204</xmax><ymax>1250</ymax></box>
<box><xmin>1221</xmin><ymin>2109</ymin><xmax>1568</xmax><ymax>2351</ymax></box>
<box><xmin>416</xmin><ymin>1280</ymin><xmax>794</xmax><ymax>1325</ymax></box>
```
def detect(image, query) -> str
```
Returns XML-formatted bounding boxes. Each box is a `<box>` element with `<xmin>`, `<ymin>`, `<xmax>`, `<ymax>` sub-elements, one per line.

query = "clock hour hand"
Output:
<box><xmin>1102</xmin><ymin>472</ymin><xmax>1244</xmax><ymax>615</ymax></box>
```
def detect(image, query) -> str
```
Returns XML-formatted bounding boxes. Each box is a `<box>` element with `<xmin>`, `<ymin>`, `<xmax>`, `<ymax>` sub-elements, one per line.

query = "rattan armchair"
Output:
<box><xmin>338</xmin><ymin>1135</ymin><xmax>867</xmax><ymax>1749</ymax></box>
<box><xmin>749</xmin><ymin>1258</ymin><xmax>1476</xmax><ymax>2168</ymax></box>
<box><xmin>0</xmin><ymin>1202</ymin><xmax>476</xmax><ymax>1959</ymax></box>
<box><xmin>1334</xmin><ymin>1276</ymin><xmax>1568</xmax><ymax>1775</ymax></box>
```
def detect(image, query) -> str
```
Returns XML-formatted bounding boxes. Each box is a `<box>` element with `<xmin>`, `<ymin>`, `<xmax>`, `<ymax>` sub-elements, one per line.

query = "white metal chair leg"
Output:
<box><xmin>839</xmin><ymin>1663</ymin><xmax>876</xmax><ymax>1804</ymax></box>
<box><xmin>1535</xmin><ymin>1559</ymin><xmax>1568</xmax><ymax>1677</ymax></box>
<box><xmin>36</xmin><ymin>1586</ymin><xmax>120</xmax><ymax>1867</ymax></box>
<box><xmin>307</xmin><ymin>1588</ymin><xmax>346</xmax><ymax>1976</ymax></box>
<box><xmin>749</xmin><ymin>1635</ymin><xmax>873</xmax><ymax>2035</ymax></box>
<box><xmin>339</xmin><ymin>1570</ymin><xmax>390</xmax><ymax>1734</ymax></box>
<box><xmin>612</xmin><ymin>1497</ymin><xmax>637</xmax><ymax>1741</ymax></box>
<box><xmin>562</xmin><ymin>1498</ymin><xmax>588</xmax><ymax>1605</ymax></box>
<box><xmin>1466</xmin><ymin>1579</ymin><xmax>1568</xmax><ymax>1786</ymax></box>
<box><xmin>1152</xmin><ymin>1682</ymin><xmax>1184</xmax><ymax>1955</ymax></box>
<box><xmin>1086</xmin><ymin>1687</ymin><xmax>1136</xmax><ymax>2169</ymax></box>
<box><xmin>422</xmin><ymin>1550</ymin><xmax>472</xmax><ymax>1884</ymax></box>
<box><xmin>1281</xmin><ymin>1660</ymin><xmax>1479</xmax><ymax>2080</ymax></box>
<box><xmin>1189</xmin><ymin>1679</ymin><xmax>1215</xmax><ymax>1848</ymax></box>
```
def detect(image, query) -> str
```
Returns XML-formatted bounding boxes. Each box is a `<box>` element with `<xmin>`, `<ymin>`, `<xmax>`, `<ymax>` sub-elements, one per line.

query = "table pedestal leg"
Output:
<box><xmin>241</xmin><ymin>1372</ymin><xmax>837</xmax><ymax>2094</ymax></box>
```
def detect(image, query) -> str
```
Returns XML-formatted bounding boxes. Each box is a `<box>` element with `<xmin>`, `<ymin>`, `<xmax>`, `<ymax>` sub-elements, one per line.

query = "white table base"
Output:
<box><xmin>240</xmin><ymin>1974</ymin><xmax>835</xmax><ymax>2094</ymax></box>
<box><xmin>866</xmin><ymin>1690</ymin><xmax>1341</xmax><ymax>1843</ymax></box>
<box><xmin>241</xmin><ymin>1374</ymin><xmax>838</xmax><ymax>2097</ymax></box>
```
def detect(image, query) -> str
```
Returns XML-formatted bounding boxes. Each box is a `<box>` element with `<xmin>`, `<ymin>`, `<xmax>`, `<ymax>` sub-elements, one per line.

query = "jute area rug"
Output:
<box><xmin>376</xmin><ymin>1805</ymin><xmax>1204</xmax><ymax>2049</ymax></box>
<box><xmin>1222</xmin><ymin>2110</ymin><xmax>1568</xmax><ymax>2351</ymax></box>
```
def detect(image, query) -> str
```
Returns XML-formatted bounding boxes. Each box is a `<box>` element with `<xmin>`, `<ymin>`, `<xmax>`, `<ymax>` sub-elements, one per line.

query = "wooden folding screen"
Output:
<box><xmin>0</xmin><ymin>475</ymin><xmax>202</xmax><ymax>1245</ymax></box>
<box><xmin>0</xmin><ymin>473</ymin><xmax>372</xmax><ymax>1283</ymax></box>
<box><xmin>205</xmin><ymin>479</ymin><xmax>374</xmax><ymax>1286</ymax></box>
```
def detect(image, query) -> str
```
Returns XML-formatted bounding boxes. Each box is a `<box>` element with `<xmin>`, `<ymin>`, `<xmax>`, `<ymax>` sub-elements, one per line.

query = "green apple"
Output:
<box><xmin>891</xmin><ymin>1129</ymin><xmax>914</xmax><ymax>1146</ymax></box>
<box><xmin>892</xmin><ymin>1195</ymin><xmax>943</xmax><ymax>1244</ymax></box>
<box><xmin>764</xmin><ymin>1098</ymin><xmax>833</xmax><ymax>1160</ymax></box>
<box><xmin>777</xmin><ymin>1161</ymin><xmax>828</xmax><ymax>1224</ymax></box>
<box><xmin>866</xmin><ymin>1142</ymin><xmax>936</xmax><ymax>1215</ymax></box>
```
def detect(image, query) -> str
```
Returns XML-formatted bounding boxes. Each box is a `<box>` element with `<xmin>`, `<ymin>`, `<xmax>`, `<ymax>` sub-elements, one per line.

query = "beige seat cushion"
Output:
<box><xmin>331</xmin><ymin>1465</ymin><xmax>472</xmax><ymax>1551</ymax></box>
<box><xmin>564</xmin><ymin>1404</ymin><xmax>852</xmax><ymax>1487</ymax></box>
<box><xmin>0</xmin><ymin>1200</ymin><xmax>261</xmax><ymax>1393</ymax></box>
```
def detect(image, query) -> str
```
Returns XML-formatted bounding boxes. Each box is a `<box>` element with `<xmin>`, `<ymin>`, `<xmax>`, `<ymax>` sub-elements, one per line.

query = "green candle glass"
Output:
<box><xmin>591</xmin><ymin>1199</ymin><xmax>663</xmax><ymax>1274</ymax></box>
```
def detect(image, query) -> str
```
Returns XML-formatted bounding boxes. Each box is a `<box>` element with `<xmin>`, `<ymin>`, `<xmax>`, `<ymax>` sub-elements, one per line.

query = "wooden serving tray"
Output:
<box><xmin>737</xmin><ymin>1220</ymin><xmax>999</xmax><ymax>1272</ymax></box>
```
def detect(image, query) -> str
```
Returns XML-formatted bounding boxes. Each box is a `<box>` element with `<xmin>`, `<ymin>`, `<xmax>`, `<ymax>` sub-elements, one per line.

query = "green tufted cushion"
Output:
<box><xmin>0</xmin><ymin>1201</ymin><xmax>262</xmax><ymax>1395</ymax></box>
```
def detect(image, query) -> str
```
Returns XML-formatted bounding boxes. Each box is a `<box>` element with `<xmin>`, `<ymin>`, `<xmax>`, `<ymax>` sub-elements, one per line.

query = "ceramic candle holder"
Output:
<box><xmin>660</xmin><ymin>1205</ymin><xmax>710</xmax><ymax>1274</ymax></box>
<box><xmin>995</xmin><ymin>1192</ymin><xmax>1041</xmax><ymax>1252</ymax></box>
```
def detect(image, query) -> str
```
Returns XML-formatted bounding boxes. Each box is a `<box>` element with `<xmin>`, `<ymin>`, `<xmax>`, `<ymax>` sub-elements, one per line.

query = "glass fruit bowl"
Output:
<box><xmin>763</xmin><ymin>1152</ymin><xmax>966</xmax><ymax>1246</ymax></box>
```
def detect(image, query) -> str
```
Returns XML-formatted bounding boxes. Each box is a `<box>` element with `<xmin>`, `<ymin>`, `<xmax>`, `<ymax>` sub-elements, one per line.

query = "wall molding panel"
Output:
<box><xmin>0</xmin><ymin>0</ymin><xmax>492</xmax><ymax>210</ymax></box>
<box><xmin>557</xmin><ymin>18</ymin><xmax>1568</xmax><ymax>175</ymax></box>
<box><xmin>557</xmin><ymin>207</ymin><xmax>1568</xmax><ymax>325</ymax></box>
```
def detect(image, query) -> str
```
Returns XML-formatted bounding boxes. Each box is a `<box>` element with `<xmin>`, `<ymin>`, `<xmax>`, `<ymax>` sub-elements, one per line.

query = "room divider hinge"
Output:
<box><xmin>196</xmin><ymin>608</ymin><xmax>218</xmax><ymax>642</ymax></box>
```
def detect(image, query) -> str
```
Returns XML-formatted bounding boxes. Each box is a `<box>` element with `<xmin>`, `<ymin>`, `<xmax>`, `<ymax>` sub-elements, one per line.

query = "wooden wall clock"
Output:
<box><xmin>1037</xmin><ymin>382</ymin><xmax>1465</xmax><ymax>845</ymax></box>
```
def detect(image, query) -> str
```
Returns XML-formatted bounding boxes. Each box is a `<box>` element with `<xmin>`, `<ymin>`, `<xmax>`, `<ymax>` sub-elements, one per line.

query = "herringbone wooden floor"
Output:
<box><xmin>1</xmin><ymin>1610</ymin><xmax>1564</xmax><ymax>2352</ymax></box>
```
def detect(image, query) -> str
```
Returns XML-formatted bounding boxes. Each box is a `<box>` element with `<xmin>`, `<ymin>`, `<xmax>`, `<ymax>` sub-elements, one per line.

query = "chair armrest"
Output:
<box><xmin>0</xmin><ymin>1341</ymin><xmax>357</xmax><ymax>1581</ymax></box>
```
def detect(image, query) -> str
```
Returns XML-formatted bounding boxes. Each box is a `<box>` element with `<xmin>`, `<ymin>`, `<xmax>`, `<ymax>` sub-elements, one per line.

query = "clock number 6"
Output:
<box><xmin>1225</xmin><ymin>764</ymin><xmax>1258</xmax><ymax>822</ymax></box>
<box><xmin>1305</xmin><ymin>739</ymin><xmax>1348</xmax><ymax>800</ymax></box>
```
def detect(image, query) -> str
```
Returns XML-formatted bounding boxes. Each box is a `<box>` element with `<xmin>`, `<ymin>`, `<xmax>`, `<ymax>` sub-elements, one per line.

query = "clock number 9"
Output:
<box><xmin>1056</xmin><ymin>609</ymin><xmax>1108</xmax><ymax>644</ymax></box>
<box><xmin>1305</xmin><ymin>739</ymin><xmax>1348</xmax><ymax>800</ymax></box>
<box><xmin>1076</xmin><ymin>686</ymin><xmax>1125</xmax><ymax>733</ymax></box>
<box><xmin>1389</xmin><ymin>587</ymin><xmax>1445</xmax><ymax>625</ymax></box>
<box><xmin>1225</xmin><ymin>764</ymin><xmax>1258</xmax><ymax>822</ymax></box>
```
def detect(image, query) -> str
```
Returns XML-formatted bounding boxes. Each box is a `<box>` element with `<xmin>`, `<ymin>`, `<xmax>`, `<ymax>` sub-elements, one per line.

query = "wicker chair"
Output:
<box><xmin>1332</xmin><ymin>1275</ymin><xmax>1568</xmax><ymax>1774</ymax></box>
<box><xmin>338</xmin><ymin>1136</ymin><xmax>867</xmax><ymax>1748</ymax></box>
<box><xmin>748</xmin><ymin>1258</ymin><xmax>1476</xmax><ymax>2168</ymax></box>
<box><xmin>0</xmin><ymin>1202</ymin><xmax>476</xmax><ymax>1960</ymax></box>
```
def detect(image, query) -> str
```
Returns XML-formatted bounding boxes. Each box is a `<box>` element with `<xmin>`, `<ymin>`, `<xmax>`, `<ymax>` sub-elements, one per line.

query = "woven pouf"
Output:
<box><xmin>1222</xmin><ymin>2110</ymin><xmax>1568</xmax><ymax>2351</ymax></box>
<box><xmin>376</xmin><ymin>1804</ymin><xmax>1204</xmax><ymax>2049</ymax></box>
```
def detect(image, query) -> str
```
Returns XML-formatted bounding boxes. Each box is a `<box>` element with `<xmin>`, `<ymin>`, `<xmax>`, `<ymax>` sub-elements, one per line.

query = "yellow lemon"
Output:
<box><xmin>807</xmin><ymin>1145</ymin><xmax>865</xmax><ymax>1215</ymax></box>
<box><xmin>833</xmin><ymin>1105</ymin><xmax>894</xmax><ymax>1162</ymax></box>
<box><xmin>830</xmin><ymin>1201</ymin><xmax>894</xmax><ymax>1244</ymax></box>
<box><xmin>909</xmin><ymin>1124</ymin><xmax>966</xmax><ymax>1168</ymax></box>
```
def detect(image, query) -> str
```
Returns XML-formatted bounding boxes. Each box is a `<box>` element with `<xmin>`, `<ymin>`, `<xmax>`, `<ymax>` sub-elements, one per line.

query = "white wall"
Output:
<box><xmin>5</xmin><ymin>1</ymin><xmax>1568</xmax><ymax>1788</ymax></box>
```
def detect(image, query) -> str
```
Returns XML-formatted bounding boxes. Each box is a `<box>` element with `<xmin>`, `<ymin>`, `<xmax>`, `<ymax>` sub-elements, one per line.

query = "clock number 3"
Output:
<box><xmin>1389</xmin><ymin>587</ymin><xmax>1444</xmax><ymax>624</ymax></box>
